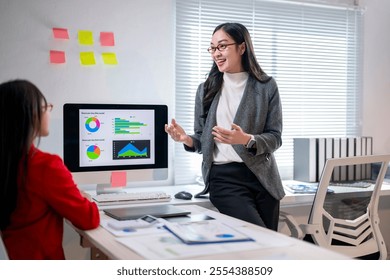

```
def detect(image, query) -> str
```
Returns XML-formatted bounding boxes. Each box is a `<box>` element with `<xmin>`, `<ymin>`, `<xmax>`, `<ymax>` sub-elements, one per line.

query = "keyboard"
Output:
<box><xmin>91</xmin><ymin>191</ymin><xmax>172</xmax><ymax>205</ymax></box>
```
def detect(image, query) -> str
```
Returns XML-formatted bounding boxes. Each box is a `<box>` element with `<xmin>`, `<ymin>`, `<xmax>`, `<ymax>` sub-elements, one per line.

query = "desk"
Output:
<box><xmin>72</xmin><ymin>204</ymin><xmax>349</xmax><ymax>260</ymax></box>
<box><xmin>72</xmin><ymin>182</ymin><xmax>390</xmax><ymax>259</ymax></box>
<box><xmin>281</xmin><ymin>180</ymin><xmax>390</xmax><ymax>207</ymax></box>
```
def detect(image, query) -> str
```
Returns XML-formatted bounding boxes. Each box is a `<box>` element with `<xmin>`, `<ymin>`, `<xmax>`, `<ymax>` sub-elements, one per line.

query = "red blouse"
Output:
<box><xmin>2</xmin><ymin>146</ymin><xmax>100</xmax><ymax>259</ymax></box>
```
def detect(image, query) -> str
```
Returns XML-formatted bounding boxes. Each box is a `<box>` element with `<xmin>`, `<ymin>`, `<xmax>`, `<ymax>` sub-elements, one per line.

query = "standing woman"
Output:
<box><xmin>0</xmin><ymin>80</ymin><xmax>100</xmax><ymax>259</ymax></box>
<box><xmin>165</xmin><ymin>22</ymin><xmax>285</xmax><ymax>230</ymax></box>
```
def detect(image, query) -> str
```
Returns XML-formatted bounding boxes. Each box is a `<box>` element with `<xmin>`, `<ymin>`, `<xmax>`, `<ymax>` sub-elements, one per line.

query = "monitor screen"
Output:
<box><xmin>63</xmin><ymin>103</ymin><xmax>168</xmax><ymax>187</ymax></box>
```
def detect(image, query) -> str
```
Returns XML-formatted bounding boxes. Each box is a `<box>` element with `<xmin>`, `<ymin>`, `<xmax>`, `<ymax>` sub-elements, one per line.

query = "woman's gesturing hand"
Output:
<box><xmin>212</xmin><ymin>123</ymin><xmax>251</xmax><ymax>145</ymax></box>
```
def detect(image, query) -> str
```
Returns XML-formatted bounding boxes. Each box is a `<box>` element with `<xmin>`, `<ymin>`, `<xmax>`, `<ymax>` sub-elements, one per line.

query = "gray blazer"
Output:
<box><xmin>185</xmin><ymin>75</ymin><xmax>285</xmax><ymax>200</ymax></box>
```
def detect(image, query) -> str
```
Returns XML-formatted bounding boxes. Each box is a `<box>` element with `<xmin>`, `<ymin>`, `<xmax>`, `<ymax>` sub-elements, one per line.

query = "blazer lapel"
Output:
<box><xmin>233</xmin><ymin>76</ymin><xmax>254</xmax><ymax>129</ymax></box>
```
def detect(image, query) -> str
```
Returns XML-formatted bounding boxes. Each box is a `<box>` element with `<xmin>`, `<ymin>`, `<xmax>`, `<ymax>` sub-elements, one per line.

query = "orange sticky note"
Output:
<box><xmin>100</xmin><ymin>32</ymin><xmax>115</xmax><ymax>46</ymax></box>
<box><xmin>50</xmin><ymin>50</ymin><xmax>66</xmax><ymax>64</ymax></box>
<box><xmin>52</xmin><ymin>27</ymin><xmax>69</xmax><ymax>39</ymax></box>
<box><xmin>111</xmin><ymin>171</ymin><xmax>127</xmax><ymax>187</ymax></box>
<box><xmin>78</xmin><ymin>30</ymin><xmax>94</xmax><ymax>45</ymax></box>
<box><xmin>80</xmin><ymin>52</ymin><xmax>96</xmax><ymax>65</ymax></box>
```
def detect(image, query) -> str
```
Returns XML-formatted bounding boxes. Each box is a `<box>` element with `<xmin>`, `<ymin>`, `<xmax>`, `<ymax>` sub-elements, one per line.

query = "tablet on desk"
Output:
<box><xmin>103</xmin><ymin>204</ymin><xmax>191</xmax><ymax>221</ymax></box>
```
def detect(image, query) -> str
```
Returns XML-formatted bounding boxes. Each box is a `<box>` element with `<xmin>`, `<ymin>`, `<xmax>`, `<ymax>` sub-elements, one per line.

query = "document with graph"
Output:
<box><xmin>163</xmin><ymin>220</ymin><xmax>254</xmax><ymax>245</ymax></box>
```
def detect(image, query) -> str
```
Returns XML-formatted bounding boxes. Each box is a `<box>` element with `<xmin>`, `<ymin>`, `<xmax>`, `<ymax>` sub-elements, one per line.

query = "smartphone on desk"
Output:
<box><xmin>107</xmin><ymin>215</ymin><xmax>160</xmax><ymax>230</ymax></box>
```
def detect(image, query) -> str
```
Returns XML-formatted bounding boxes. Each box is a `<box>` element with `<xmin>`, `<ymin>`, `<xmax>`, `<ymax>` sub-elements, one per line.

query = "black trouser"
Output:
<box><xmin>209</xmin><ymin>162</ymin><xmax>280</xmax><ymax>231</ymax></box>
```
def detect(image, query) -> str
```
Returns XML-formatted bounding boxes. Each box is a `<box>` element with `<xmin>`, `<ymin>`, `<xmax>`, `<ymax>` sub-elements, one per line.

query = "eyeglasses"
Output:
<box><xmin>42</xmin><ymin>103</ymin><xmax>54</xmax><ymax>112</ymax></box>
<box><xmin>207</xmin><ymin>43</ymin><xmax>237</xmax><ymax>54</ymax></box>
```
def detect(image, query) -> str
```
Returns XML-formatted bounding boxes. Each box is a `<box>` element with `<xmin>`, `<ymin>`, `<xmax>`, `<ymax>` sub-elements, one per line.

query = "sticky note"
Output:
<box><xmin>111</xmin><ymin>171</ymin><xmax>127</xmax><ymax>187</ymax></box>
<box><xmin>78</xmin><ymin>30</ymin><xmax>94</xmax><ymax>45</ymax></box>
<box><xmin>52</xmin><ymin>28</ymin><xmax>69</xmax><ymax>39</ymax></box>
<box><xmin>50</xmin><ymin>50</ymin><xmax>66</xmax><ymax>64</ymax></box>
<box><xmin>100</xmin><ymin>32</ymin><xmax>115</xmax><ymax>46</ymax></box>
<box><xmin>80</xmin><ymin>52</ymin><xmax>96</xmax><ymax>65</ymax></box>
<box><xmin>102</xmin><ymin>53</ymin><xmax>118</xmax><ymax>65</ymax></box>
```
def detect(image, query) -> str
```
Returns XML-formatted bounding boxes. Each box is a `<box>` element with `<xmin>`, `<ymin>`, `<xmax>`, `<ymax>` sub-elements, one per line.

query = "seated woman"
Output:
<box><xmin>0</xmin><ymin>79</ymin><xmax>100</xmax><ymax>259</ymax></box>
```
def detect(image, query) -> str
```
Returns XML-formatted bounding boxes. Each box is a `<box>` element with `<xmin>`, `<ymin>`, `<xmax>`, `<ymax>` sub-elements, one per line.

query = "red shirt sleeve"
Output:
<box><xmin>32</xmin><ymin>152</ymin><xmax>100</xmax><ymax>230</ymax></box>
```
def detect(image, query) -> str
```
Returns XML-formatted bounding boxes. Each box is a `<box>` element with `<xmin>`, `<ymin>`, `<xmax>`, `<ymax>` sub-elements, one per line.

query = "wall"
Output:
<box><xmin>361</xmin><ymin>0</ymin><xmax>390</xmax><ymax>154</ymax></box>
<box><xmin>0</xmin><ymin>0</ymin><xmax>175</xmax><ymax>186</ymax></box>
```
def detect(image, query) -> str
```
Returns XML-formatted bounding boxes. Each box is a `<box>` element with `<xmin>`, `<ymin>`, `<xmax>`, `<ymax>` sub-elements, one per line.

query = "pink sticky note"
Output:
<box><xmin>100</xmin><ymin>32</ymin><xmax>115</xmax><ymax>46</ymax></box>
<box><xmin>111</xmin><ymin>171</ymin><xmax>127</xmax><ymax>187</ymax></box>
<box><xmin>50</xmin><ymin>50</ymin><xmax>66</xmax><ymax>64</ymax></box>
<box><xmin>52</xmin><ymin>28</ymin><xmax>69</xmax><ymax>39</ymax></box>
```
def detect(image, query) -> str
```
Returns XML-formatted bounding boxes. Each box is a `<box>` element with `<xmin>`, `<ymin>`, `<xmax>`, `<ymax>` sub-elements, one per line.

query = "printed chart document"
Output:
<box><xmin>163</xmin><ymin>220</ymin><xmax>254</xmax><ymax>244</ymax></box>
<box><xmin>100</xmin><ymin>219</ymin><xmax>164</xmax><ymax>237</ymax></box>
<box><xmin>116</xmin><ymin>224</ymin><xmax>293</xmax><ymax>259</ymax></box>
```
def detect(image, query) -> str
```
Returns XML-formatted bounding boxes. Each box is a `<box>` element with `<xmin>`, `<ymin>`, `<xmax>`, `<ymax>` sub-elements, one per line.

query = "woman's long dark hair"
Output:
<box><xmin>203</xmin><ymin>22</ymin><xmax>269</xmax><ymax>116</ymax></box>
<box><xmin>0</xmin><ymin>80</ymin><xmax>47</xmax><ymax>230</ymax></box>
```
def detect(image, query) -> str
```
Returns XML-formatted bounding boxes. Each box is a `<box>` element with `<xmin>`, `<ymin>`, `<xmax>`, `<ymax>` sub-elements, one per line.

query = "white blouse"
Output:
<box><xmin>213</xmin><ymin>71</ymin><xmax>249</xmax><ymax>164</ymax></box>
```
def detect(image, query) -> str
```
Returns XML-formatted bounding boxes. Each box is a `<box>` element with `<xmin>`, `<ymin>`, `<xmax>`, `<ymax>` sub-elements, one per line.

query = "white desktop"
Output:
<box><xmin>63</xmin><ymin>103</ymin><xmax>169</xmax><ymax>195</ymax></box>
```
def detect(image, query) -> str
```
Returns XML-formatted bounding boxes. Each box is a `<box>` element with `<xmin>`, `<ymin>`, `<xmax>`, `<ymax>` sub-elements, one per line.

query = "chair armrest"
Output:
<box><xmin>300</xmin><ymin>224</ymin><xmax>319</xmax><ymax>235</ymax></box>
<box><xmin>279</xmin><ymin>211</ymin><xmax>304</xmax><ymax>239</ymax></box>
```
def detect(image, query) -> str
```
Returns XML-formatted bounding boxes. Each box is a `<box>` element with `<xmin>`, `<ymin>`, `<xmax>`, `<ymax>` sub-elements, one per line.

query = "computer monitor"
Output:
<box><xmin>63</xmin><ymin>103</ymin><xmax>168</xmax><ymax>193</ymax></box>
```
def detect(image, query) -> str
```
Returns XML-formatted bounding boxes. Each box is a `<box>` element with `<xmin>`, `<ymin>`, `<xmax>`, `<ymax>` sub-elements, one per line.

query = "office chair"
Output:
<box><xmin>280</xmin><ymin>154</ymin><xmax>390</xmax><ymax>260</ymax></box>
<box><xmin>0</xmin><ymin>232</ymin><xmax>9</xmax><ymax>260</ymax></box>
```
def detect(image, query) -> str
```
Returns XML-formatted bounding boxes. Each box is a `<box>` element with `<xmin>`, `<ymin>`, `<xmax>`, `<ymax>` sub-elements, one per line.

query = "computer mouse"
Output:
<box><xmin>174</xmin><ymin>191</ymin><xmax>193</xmax><ymax>200</ymax></box>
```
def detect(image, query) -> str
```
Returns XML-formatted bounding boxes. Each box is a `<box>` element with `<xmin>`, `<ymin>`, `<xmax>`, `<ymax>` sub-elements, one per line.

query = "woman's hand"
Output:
<box><xmin>165</xmin><ymin>118</ymin><xmax>193</xmax><ymax>147</ymax></box>
<box><xmin>212</xmin><ymin>123</ymin><xmax>251</xmax><ymax>145</ymax></box>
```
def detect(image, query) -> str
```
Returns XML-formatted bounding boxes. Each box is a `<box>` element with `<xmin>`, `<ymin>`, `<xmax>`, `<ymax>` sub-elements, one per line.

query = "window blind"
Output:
<box><xmin>175</xmin><ymin>0</ymin><xmax>362</xmax><ymax>184</ymax></box>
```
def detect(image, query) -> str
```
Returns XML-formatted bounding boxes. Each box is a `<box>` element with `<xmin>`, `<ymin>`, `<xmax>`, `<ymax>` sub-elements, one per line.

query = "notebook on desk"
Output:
<box><xmin>103</xmin><ymin>204</ymin><xmax>191</xmax><ymax>221</ymax></box>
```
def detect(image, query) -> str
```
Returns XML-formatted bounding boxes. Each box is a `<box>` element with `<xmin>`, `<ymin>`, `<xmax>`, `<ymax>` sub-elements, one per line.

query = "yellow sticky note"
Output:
<box><xmin>78</xmin><ymin>30</ymin><xmax>94</xmax><ymax>45</ymax></box>
<box><xmin>102</xmin><ymin>52</ymin><xmax>118</xmax><ymax>65</ymax></box>
<box><xmin>80</xmin><ymin>52</ymin><xmax>96</xmax><ymax>65</ymax></box>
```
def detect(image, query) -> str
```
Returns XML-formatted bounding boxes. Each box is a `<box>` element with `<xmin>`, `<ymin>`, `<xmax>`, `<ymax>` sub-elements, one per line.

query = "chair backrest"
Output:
<box><xmin>307</xmin><ymin>154</ymin><xmax>390</xmax><ymax>259</ymax></box>
<box><xmin>0</xmin><ymin>232</ymin><xmax>9</xmax><ymax>260</ymax></box>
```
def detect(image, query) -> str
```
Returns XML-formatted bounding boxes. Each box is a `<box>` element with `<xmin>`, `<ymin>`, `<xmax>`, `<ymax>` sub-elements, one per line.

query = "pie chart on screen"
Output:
<box><xmin>87</xmin><ymin>145</ymin><xmax>101</xmax><ymax>160</ymax></box>
<box><xmin>85</xmin><ymin>117</ymin><xmax>100</xmax><ymax>133</ymax></box>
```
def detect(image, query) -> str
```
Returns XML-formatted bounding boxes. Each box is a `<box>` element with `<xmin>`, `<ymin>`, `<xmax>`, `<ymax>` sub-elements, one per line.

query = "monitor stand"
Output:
<box><xmin>96</xmin><ymin>183</ymin><xmax>126</xmax><ymax>195</ymax></box>
<box><xmin>96</xmin><ymin>171</ymin><xmax>127</xmax><ymax>195</ymax></box>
